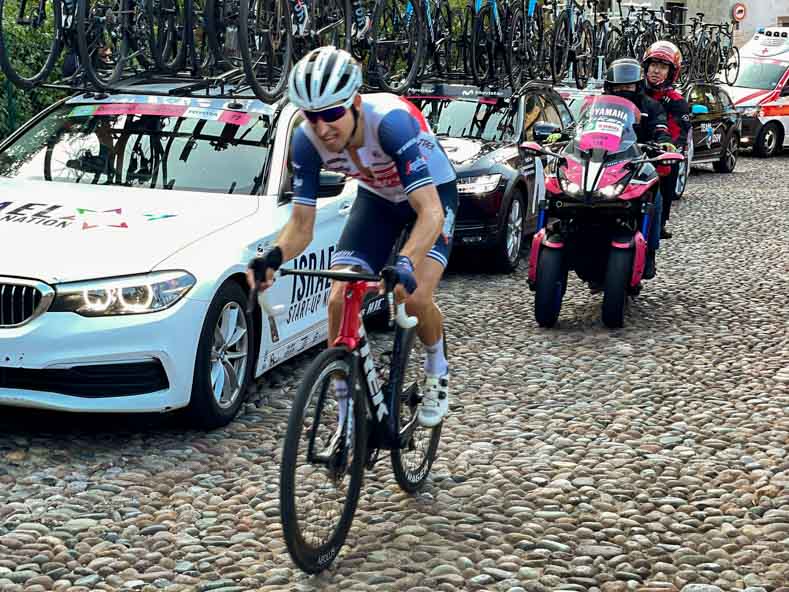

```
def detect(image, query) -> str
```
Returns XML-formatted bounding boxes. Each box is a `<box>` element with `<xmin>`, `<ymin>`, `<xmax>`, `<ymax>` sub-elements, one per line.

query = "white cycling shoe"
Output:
<box><xmin>417</xmin><ymin>373</ymin><xmax>449</xmax><ymax>427</ymax></box>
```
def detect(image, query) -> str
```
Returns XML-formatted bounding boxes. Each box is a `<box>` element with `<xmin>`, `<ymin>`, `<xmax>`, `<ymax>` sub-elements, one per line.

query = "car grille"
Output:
<box><xmin>0</xmin><ymin>278</ymin><xmax>54</xmax><ymax>327</ymax></box>
<box><xmin>0</xmin><ymin>361</ymin><xmax>169</xmax><ymax>397</ymax></box>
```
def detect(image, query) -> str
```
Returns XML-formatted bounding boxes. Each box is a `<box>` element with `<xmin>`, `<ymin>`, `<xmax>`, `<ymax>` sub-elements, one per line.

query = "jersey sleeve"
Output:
<box><xmin>669</xmin><ymin>97</ymin><xmax>692</xmax><ymax>149</ymax></box>
<box><xmin>291</xmin><ymin>125</ymin><xmax>323</xmax><ymax>207</ymax></box>
<box><xmin>377</xmin><ymin>108</ymin><xmax>434</xmax><ymax>195</ymax></box>
<box><xmin>647</xmin><ymin>99</ymin><xmax>672</xmax><ymax>144</ymax></box>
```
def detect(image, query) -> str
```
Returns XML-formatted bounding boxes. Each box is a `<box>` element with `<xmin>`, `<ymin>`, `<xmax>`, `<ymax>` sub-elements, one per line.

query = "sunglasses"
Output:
<box><xmin>303</xmin><ymin>105</ymin><xmax>347</xmax><ymax>124</ymax></box>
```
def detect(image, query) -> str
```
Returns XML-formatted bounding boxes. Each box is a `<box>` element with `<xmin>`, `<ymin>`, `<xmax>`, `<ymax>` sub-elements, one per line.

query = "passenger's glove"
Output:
<box><xmin>248</xmin><ymin>246</ymin><xmax>283</xmax><ymax>286</ymax></box>
<box><xmin>659</xmin><ymin>142</ymin><xmax>677</xmax><ymax>153</ymax></box>
<box><xmin>383</xmin><ymin>255</ymin><xmax>418</xmax><ymax>295</ymax></box>
<box><xmin>545</xmin><ymin>133</ymin><xmax>563</xmax><ymax>144</ymax></box>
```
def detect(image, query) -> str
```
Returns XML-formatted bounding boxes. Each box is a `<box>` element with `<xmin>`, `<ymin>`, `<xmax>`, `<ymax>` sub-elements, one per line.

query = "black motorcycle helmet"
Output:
<box><xmin>603</xmin><ymin>59</ymin><xmax>645</xmax><ymax>102</ymax></box>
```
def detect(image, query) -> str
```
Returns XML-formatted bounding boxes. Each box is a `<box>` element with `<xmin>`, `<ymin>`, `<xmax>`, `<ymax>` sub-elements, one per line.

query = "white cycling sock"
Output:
<box><xmin>424</xmin><ymin>335</ymin><xmax>448</xmax><ymax>377</ymax></box>
<box><xmin>333</xmin><ymin>378</ymin><xmax>349</xmax><ymax>427</ymax></box>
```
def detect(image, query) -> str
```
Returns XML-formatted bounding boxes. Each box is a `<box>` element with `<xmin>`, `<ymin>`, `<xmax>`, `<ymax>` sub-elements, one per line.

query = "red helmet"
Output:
<box><xmin>643</xmin><ymin>41</ymin><xmax>682</xmax><ymax>88</ymax></box>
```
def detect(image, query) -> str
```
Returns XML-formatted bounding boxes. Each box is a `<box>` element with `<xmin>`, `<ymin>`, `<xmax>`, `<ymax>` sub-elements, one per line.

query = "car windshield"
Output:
<box><xmin>408</xmin><ymin>96</ymin><xmax>518</xmax><ymax>143</ymax></box>
<box><xmin>733</xmin><ymin>60</ymin><xmax>788</xmax><ymax>90</ymax></box>
<box><xmin>0</xmin><ymin>102</ymin><xmax>272</xmax><ymax>194</ymax></box>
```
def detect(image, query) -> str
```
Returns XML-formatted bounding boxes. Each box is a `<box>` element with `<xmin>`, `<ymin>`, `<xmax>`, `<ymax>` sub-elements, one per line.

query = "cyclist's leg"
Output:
<box><xmin>328</xmin><ymin>187</ymin><xmax>407</xmax><ymax>346</ymax></box>
<box><xmin>405</xmin><ymin>180</ymin><xmax>457</xmax><ymax>427</ymax></box>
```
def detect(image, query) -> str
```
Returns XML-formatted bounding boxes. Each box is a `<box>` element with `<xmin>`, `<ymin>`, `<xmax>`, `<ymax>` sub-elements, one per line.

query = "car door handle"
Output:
<box><xmin>339</xmin><ymin>201</ymin><xmax>352</xmax><ymax>216</ymax></box>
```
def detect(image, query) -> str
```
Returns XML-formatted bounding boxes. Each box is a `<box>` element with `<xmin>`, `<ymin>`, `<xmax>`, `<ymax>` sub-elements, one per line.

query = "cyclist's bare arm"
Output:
<box><xmin>402</xmin><ymin>184</ymin><xmax>445</xmax><ymax>268</ymax></box>
<box><xmin>276</xmin><ymin>204</ymin><xmax>316</xmax><ymax>262</ymax></box>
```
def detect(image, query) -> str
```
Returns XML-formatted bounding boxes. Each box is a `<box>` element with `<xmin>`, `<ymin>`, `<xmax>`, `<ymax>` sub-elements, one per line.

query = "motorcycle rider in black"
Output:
<box><xmin>602</xmin><ymin>59</ymin><xmax>674</xmax><ymax>279</ymax></box>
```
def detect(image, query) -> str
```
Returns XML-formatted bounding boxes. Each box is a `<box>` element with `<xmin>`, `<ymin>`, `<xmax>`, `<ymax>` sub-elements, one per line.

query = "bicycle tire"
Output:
<box><xmin>390</xmin><ymin>326</ymin><xmax>443</xmax><ymax>494</ymax></box>
<box><xmin>724</xmin><ymin>44</ymin><xmax>739</xmax><ymax>86</ymax></box>
<box><xmin>470</xmin><ymin>2</ymin><xmax>493</xmax><ymax>85</ymax></box>
<box><xmin>434</xmin><ymin>0</ymin><xmax>455</xmax><ymax>75</ymax></box>
<box><xmin>238</xmin><ymin>0</ymin><xmax>292</xmax><ymax>102</ymax></box>
<box><xmin>147</xmin><ymin>0</ymin><xmax>187</xmax><ymax>73</ymax></box>
<box><xmin>550</xmin><ymin>9</ymin><xmax>570</xmax><ymax>84</ymax></box>
<box><xmin>187</xmin><ymin>0</ymin><xmax>213</xmax><ymax>73</ymax></box>
<box><xmin>573</xmin><ymin>19</ymin><xmax>593</xmax><ymax>89</ymax></box>
<box><xmin>461</xmin><ymin>2</ymin><xmax>472</xmax><ymax>77</ymax></box>
<box><xmin>204</xmin><ymin>0</ymin><xmax>229</xmax><ymax>69</ymax></box>
<box><xmin>75</xmin><ymin>0</ymin><xmax>131</xmax><ymax>89</ymax></box>
<box><xmin>369</xmin><ymin>0</ymin><xmax>422</xmax><ymax>93</ymax></box>
<box><xmin>280</xmin><ymin>347</ymin><xmax>367</xmax><ymax>574</ymax></box>
<box><xmin>704</xmin><ymin>40</ymin><xmax>719</xmax><ymax>83</ymax></box>
<box><xmin>0</xmin><ymin>0</ymin><xmax>62</xmax><ymax>88</ymax></box>
<box><xmin>603</xmin><ymin>25</ymin><xmax>620</xmax><ymax>67</ymax></box>
<box><xmin>507</xmin><ymin>5</ymin><xmax>525</xmax><ymax>89</ymax></box>
<box><xmin>677</xmin><ymin>39</ymin><xmax>693</xmax><ymax>87</ymax></box>
<box><xmin>528</xmin><ymin>9</ymin><xmax>545</xmax><ymax>79</ymax></box>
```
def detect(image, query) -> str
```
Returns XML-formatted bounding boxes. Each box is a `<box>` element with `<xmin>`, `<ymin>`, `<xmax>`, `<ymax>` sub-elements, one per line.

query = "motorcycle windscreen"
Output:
<box><xmin>575</xmin><ymin>95</ymin><xmax>639</xmax><ymax>155</ymax></box>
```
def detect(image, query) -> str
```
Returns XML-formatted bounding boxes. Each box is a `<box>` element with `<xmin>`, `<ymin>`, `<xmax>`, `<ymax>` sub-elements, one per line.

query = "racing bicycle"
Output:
<box><xmin>269</xmin><ymin>266</ymin><xmax>442</xmax><ymax>573</ymax></box>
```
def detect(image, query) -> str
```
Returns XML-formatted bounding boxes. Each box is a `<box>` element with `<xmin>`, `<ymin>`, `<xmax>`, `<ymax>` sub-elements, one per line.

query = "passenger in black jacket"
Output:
<box><xmin>603</xmin><ymin>59</ymin><xmax>675</xmax><ymax>279</ymax></box>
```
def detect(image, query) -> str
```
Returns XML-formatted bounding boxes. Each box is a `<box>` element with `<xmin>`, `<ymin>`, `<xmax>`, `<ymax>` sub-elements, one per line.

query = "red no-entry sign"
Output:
<box><xmin>732</xmin><ymin>2</ymin><xmax>747</xmax><ymax>22</ymax></box>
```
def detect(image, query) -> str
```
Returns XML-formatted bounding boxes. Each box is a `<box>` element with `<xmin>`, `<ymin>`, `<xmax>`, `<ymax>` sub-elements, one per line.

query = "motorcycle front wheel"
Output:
<box><xmin>534</xmin><ymin>246</ymin><xmax>566</xmax><ymax>328</ymax></box>
<box><xmin>601</xmin><ymin>247</ymin><xmax>633</xmax><ymax>329</ymax></box>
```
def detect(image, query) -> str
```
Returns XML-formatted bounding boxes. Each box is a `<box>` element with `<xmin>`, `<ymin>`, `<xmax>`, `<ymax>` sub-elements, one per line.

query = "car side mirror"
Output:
<box><xmin>691</xmin><ymin>104</ymin><xmax>709</xmax><ymax>115</ymax></box>
<box><xmin>317</xmin><ymin>171</ymin><xmax>347</xmax><ymax>198</ymax></box>
<box><xmin>781</xmin><ymin>85</ymin><xmax>789</xmax><ymax>96</ymax></box>
<box><xmin>533</xmin><ymin>121</ymin><xmax>562</xmax><ymax>143</ymax></box>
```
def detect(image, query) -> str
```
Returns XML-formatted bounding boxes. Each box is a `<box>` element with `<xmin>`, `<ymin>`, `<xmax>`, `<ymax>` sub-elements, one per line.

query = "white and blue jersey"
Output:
<box><xmin>291</xmin><ymin>93</ymin><xmax>456</xmax><ymax>207</ymax></box>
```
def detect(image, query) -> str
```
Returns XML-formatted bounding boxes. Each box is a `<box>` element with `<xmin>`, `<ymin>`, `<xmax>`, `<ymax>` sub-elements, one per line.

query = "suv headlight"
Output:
<box><xmin>51</xmin><ymin>271</ymin><xmax>195</xmax><ymax>316</ymax></box>
<box><xmin>457</xmin><ymin>174</ymin><xmax>502</xmax><ymax>194</ymax></box>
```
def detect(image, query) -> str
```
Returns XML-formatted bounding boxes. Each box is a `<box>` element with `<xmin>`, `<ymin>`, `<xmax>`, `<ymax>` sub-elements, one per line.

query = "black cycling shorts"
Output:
<box><xmin>331</xmin><ymin>181</ymin><xmax>458</xmax><ymax>273</ymax></box>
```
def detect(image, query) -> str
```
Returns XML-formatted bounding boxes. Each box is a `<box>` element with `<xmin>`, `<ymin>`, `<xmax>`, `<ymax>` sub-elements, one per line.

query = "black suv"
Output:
<box><xmin>405</xmin><ymin>82</ymin><xmax>574</xmax><ymax>272</ymax></box>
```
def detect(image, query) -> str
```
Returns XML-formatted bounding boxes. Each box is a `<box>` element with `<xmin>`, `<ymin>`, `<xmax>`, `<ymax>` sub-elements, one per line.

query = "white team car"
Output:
<box><xmin>0</xmin><ymin>84</ymin><xmax>371</xmax><ymax>428</ymax></box>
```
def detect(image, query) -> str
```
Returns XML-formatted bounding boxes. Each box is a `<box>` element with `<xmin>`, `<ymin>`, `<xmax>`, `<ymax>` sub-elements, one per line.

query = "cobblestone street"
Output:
<box><xmin>0</xmin><ymin>154</ymin><xmax>788</xmax><ymax>592</ymax></box>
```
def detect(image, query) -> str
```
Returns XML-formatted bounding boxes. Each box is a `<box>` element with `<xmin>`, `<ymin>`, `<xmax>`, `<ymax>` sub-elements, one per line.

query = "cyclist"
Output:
<box><xmin>247</xmin><ymin>46</ymin><xmax>458</xmax><ymax>428</ymax></box>
<box><xmin>603</xmin><ymin>58</ymin><xmax>674</xmax><ymax>279</ymax></box>
<box><xmin>290</xmin><ymin>0</ymin><xmax>371</xmax><ymax>40</ymax></box>
<box><xmin>643</xmin><ymin>41</ymin><xmax>691</xmax><ymax>239</ymax></box>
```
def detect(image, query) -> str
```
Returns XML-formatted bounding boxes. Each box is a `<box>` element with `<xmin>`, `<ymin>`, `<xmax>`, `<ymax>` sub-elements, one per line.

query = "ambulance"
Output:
<box><xmin>723</xmin><ymin>27</ymin><xmax>789</xmax><ymax>157</ymax></box>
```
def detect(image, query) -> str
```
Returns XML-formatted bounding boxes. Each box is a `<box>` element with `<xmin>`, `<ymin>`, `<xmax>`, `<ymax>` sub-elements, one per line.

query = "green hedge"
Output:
<box><xmin>0</xmin><ymin>1</ymin><xmax>66</xmax><ymax>141</ymax></box>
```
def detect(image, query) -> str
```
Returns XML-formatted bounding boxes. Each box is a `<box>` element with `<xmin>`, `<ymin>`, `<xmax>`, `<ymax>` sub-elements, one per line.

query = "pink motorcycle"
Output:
<box><xmin>520</xmin><ymin>95</ymin><xmax>683</xmax><ymax>328</ymax></box>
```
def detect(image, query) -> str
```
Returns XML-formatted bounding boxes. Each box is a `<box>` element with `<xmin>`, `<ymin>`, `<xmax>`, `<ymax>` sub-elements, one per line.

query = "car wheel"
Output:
<box><xmin>713</xmin><ymin>133</ymin><xmax>738</xmax><ymax>173</ymax></box>
<box><xmin>187</xmin><ymin>281</ymin><xmax>254</xmax><ymax>429</ymax></box>
<box><xmin>754</xmin><ymin>122</ymin><xmax>782</xmax><ymax>158</ymax></box>
<box><xmin>492</xmin><ymin>192</ymin><xmax>525</xmax><ymax>273</ymax></box>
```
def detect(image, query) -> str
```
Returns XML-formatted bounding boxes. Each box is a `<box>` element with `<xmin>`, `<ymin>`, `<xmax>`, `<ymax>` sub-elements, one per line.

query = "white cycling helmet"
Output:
<box><xmin>288</xmin><ymin>46</ymin><xmax>363</xmax><ymax>111</ymax></box>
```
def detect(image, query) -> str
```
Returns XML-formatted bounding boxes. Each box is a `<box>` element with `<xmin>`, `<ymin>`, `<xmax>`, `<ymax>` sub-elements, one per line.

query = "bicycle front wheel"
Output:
<box><xmin>280</xmin><ymin>347</ymin><xmax>367</xmax><ymax>574</ymax></box>
<box><xmin>75</xmin><ymin>0</ymin><xmax>132</xmax><ymax>89</ymax></box>
<box><xmin>389</xmin><ymin>326</ymin><xmax>443</xmax><ymax>494</ymax></box>
<box><xmin>573</xmin><ymin>19</ymin><xmax>594</xmax><ymax>89</ymax></box>
<box><xmin>724</xmin><ymin>44</ymin><xmax>739</xmax><ymax>85</ymax></box>
<box><xmin>507</xmin><ymin>6</ymin><xmax>525</xmax><ymax>89</ymax></box>
<box><xmin>238</xmin><ymin>0</ymin><xmax>292</xmax><ymax>102</ymax></box>
<box><xmin>704</xmin><ymin>41</ymin><xmax>720</xmax><ymax>83</ymax></box>
<box><xmin>0</xmin><ymin>0</ymin><xmax>62</xmax><ymax>88</ymax></box>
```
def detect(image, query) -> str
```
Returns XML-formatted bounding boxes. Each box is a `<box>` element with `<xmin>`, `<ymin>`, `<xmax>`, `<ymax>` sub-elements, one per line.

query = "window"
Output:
<box><xmin>549</xmin><ymin>94</ymin><xmax>574</xmax><ymax>129</ymax></box>
<box><xmin>539</xmin><ymin>97</ymin><xmax>563</xmax><ymax>128</ymax></box>
<box><xmin>0</xmin><ymin>103</ymin><xmax>272</xmax><ymax>194</ymax></box>
<box><xmin>717</xmin><ymin>90</ymin><xmax>733</xmax><ymax>111</ymax></box>
<box><xmin>521</xmin><ymin>94</ymin><xmax>544</xmax><ymax>141</ymax></box>
<box><xmin>689</xmin><ymin>85</ymin><xmax>718</xmax><ymax>112</ymax></box>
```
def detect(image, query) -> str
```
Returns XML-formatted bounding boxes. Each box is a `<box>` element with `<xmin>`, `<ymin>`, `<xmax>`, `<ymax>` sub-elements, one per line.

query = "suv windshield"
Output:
<box><xmin>408</xmin><ymin>96</ymin><xmax>518</xmax><ymax>143</ymax></box>
<box><xmin>0</xmin><ymin>102</ymin><xmax>272</xmax><ymax>194</ymax></box>
<box><xmin>733</xmin><ymin>60</ymin><xmax>788</xmax><ymax>90</ymax></box>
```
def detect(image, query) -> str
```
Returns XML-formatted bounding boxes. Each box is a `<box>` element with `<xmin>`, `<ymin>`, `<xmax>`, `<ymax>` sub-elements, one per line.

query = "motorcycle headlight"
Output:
<box><xmin>598</xmin><ymin>183</ymin><xmax>626</xmax><ymax>199</ymax></box>
<box><xmin>457</xmin><ymin>174</ymin><xmax>502</xmax><ymax>194</ymax></box>
<box><xmin>558</xmin><ymin>167</ymin><xmax>583</xmax><ymax>197</ymax></box>
<box><xmin>51</xmin><ymin>271</ymin><xmax>195</xmax><ymax>316</ymax></box>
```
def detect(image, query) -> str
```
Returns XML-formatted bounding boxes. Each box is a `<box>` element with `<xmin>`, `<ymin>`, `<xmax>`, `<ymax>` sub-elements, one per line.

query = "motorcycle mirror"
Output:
<box><xmin>519</xmin><ymin>141</ymin><xmax>546</xmax><ymax>156</ymax></box>
<box><xmin>656</xmin><ymin>152</ymin><xmax>685</xmax><ymax>163</ymax></box>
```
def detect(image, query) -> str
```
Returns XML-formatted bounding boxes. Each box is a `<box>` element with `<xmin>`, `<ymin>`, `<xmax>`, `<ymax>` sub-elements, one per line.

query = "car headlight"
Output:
<box><xmin>51</xmin><ymin>271</ymin><xmax>195</xmax><ymax>316</ymax></box>
<box><xmin>457</xmin><ymin>174</ymin><xmax>502</xmax><ymax>194</ymax></box>
<box><xmin>598</xmin><ymin>183</ymin><xmax>626</xmax><ymax>199</ymax></box>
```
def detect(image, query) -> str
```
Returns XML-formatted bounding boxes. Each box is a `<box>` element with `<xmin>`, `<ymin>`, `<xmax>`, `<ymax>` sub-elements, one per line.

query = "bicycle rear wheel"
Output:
<box><xmin>677</xmin><ymin>39</ymin><xmax>693</xmax><ymax>86</ymax></box>
<box><xmin>0</xmin><ymin>0</ymin><xmax>62</xmax><ymax>88</ymax></box>
<box><xmin>387</xmin><ymin>326</ymin><xmax>442</xmax><ymax>493</ymax></box>
<box><xmin>573</xmin><ymin>19</ymin><xmax>593</xmax><ymax>89</ymax></box>
<box><xmin>147</xmin><ymin>0</ymin><xmax>187</xmax><ymax>73</ymax></box>
<box><xmin>369</xmin><ymin>0</ymin><xmax>422</xmax><ymax>93</ymax></box>
<box><xmin>507</xmin><ymin>5</ymin><xmax>525</xmax><ymax>89</ymax></box>
<box><xmin>75</xmin><ymin>0</ymin><xmax>132</xmax><ymax>89</ymax></box>
<box><xmin>280</xmin><ymin>347</ymin><xmax>367</xmax><ymax>574</ymax></box>
<box><xmin>703</xmin><ymin>41</ymin><xmax>719</xmax><ymax>82</ymax></box>
<box><xmin>470</xmin><ymin>2</ymin><xmax>494</xmax><ymax>85</ymax></box>
<box><xmin>550</xmin><ymin>9</ymin><xmax>569</xmax><ymax>84</ymax></box>
<box><xmin>238</xmin><ymin>0</ymin><xmax>291</xmax><ymax>102</ymax></box>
